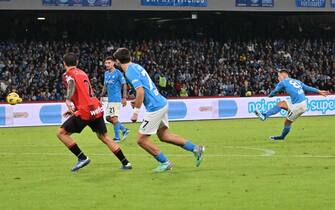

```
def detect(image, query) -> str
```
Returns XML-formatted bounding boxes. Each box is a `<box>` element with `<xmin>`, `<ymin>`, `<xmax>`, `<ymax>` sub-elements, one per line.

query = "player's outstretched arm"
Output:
<box><xmin>319</xmin><ymin>90</ymin><xmax>331</xmax><ymax>97</ymax></box>
<box><xmin>269</xmin><ymin>82</ymin><xmax>283</xmax><ymax>97</ymax></box>
<box><xmin>301</xmin><ymin>83</ymin><xmax>330</xmax><ymax>97</ymax></box>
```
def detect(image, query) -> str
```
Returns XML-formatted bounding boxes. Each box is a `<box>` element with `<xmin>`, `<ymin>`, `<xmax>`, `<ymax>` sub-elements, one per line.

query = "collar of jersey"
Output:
<box><xmin>126</xmin><ymin>63</ymin><xmax>134</xmax><ymax>72</ymax></box>
<box><xmin>68</xmin><ymin>67</ymin><xmax>76</xmax><ymax>72</ymax></box>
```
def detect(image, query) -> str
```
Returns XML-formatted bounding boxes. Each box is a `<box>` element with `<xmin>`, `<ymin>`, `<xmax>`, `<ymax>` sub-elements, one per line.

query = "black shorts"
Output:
<box><xmin>61</xmin><ymin>115</ymin><xmax>107</xmax><ymax>135</ymax></box>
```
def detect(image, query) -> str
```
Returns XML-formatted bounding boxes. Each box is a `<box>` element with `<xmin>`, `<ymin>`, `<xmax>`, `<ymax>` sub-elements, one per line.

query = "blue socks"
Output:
<box><xmin>155</xmin><ymin>152</ymin><xmax>168</xmax><ymax>163</ymax></box>
<box><xmin>113</xmin><ymin>123</ymin><xmax>121</xmax><ymax>140</ymax></box>
<box><xmin>182</xmin><ymin>140</ymin><xmax>196</xmax><ymax>152</ymax></box>
<box><xmin>264</xmin><ymin>105</ymin><xmax>282</xmax><ymax>118</ymax></box>
<box><xmin>280</xmin><ymin>125</ymin><xmax>291</xmax><ymax>139</ymax></box>
<box><xmin>263</xmin><ymin>105</ymin><xmax>292</xmax><ymax>139</ymax></box>
<box><xmin>113</xmin><ymin>122</ymin><xmax>127</xmax><ymax>139</ymax></box>
<box><xmin>118</xmin><ymin>122</ymin><xmax>127</xmax><ymax>133</ymax></box>
<box><xmin>154</xmin><ymin>141</ymin><xmax>195</xmax><ymax>164</ymax></box>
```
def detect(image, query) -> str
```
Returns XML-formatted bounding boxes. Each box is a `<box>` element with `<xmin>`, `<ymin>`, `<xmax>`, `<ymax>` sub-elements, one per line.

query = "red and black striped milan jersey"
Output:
<box><xmin>63</xmin><ymin>68</ymin><xmax>103</xmax><ymax>120</ymax></box>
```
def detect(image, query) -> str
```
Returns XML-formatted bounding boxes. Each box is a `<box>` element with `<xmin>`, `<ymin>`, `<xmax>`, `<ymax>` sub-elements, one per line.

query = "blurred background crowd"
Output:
<box><xmin>0</xmin><ymin>12</ymin><xmax>334</xmax><ymax>101</ymax></box>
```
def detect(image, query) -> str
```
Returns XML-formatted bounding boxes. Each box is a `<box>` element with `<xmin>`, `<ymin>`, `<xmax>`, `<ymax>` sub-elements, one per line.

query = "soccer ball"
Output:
<box><xmin>6</xmin><ymin>92</ymin><xmax>22</xmax><ymax>105</ymax></box>
<box><xmin>245</xmin><ymin>91</ymin><xmax>253</xmax><ymax>97</ymax></box>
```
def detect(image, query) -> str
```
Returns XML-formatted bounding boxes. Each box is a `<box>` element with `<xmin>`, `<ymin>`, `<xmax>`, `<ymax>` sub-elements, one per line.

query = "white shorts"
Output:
<box><xmin>286</xmin><ymin>100</ymin><xmax>307</xmax><ymax>122</ymax></box>
<box><xmin>106</xmin><ymin>102</ymin><xmax>121</xmax><ymax>117</ymax></box>
<box><xmin>139</xmin><ymin>105</ymin><xmax>169</xmax><ymax>135</ymax></box>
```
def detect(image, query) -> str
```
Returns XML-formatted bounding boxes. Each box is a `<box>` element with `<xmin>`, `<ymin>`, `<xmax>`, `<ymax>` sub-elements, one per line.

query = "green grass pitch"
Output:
<box><xmin>1</xmin><ymin>116</ymin><xmax>335</xmax><ymax>210</ymax></box>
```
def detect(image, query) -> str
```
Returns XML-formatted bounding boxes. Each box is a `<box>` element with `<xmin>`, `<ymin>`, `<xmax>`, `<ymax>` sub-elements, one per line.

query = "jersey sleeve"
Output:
<box><xmin>126</xmin><ymin>68</ymin><xmax>143</xmax><ymax>89</ymax></box>
<box><xmin>301</xmin><ymin>83</ymin><xmax>320</xmax><ymax>94</ymax></box>
<box><xmin>63</xmin><ymin>73</ymin><xmax>74</xmax><ymax>88</ymax></box>
<box><xmin>62</xmin><ymin>73</ymin><xmax>68</xmax><ymax>87</ymax></box>
<box><xmin>269</xmin><ymin>81</ymin><xmax>284</xmax><ymax>97</ymax></box>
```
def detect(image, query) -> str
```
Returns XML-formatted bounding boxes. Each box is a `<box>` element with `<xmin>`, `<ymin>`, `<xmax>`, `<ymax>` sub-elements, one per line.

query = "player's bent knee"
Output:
<box><xmin>105</xmin><ymin>116</ymin><xmax>112</xmax><ymax>123</ymax></box>
<box><xmin>97</xmin><ymin>133</ymin><xmax>107</xmax><ymax>142</ymax></box>
<box><xmin>277</xmin><ymin>101</ymin><xmax>288</xmax><ymax>109</ymax></box>
<box><xmin>158</xmin><ymin>134</ymin><xmax>169</xmax><ymax>142</ymax></box>
<box><xmin>157</xmin><ymin>127</ymin><xmax>170</xmax><ymax>142</ymax></box>
<box><xmin>136</xmin><ymin>134</ymin><xmax>148</xmax><ymax>145</ymax></box>
<box><xmin>285</xmin><ymin>119</ymin><xmax>293</xmax><ymax>125</ymax></box>
<box><xmin>111</xmin><ymin>117</ymin><xmax>118</xmax><ymax>124</ymax></box>
<box><xmin>57</xmin><ymin>128</ymin><xmax>65</xmax><ymax>137</ymax></box>
<box><xmin>136</xmin><ymin>137</ymin><xmax>145</xmax><ymax>145</ymax></box>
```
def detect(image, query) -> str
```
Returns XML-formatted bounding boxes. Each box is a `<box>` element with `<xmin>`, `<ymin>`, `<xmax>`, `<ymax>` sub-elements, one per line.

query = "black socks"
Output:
<box><xmin>114</xmin><ymin>149</ymin><xmax>129</xmax><ymax>166</ymax></box>
<box><xmin>69</xmin><ymin>143</ymin><xmax>128</xmax><ymax>166</ymax></box>
<box><xmin>69</xmin><ymin>144</ymin><xmax>87</xmax><ymax>160</ymax></box>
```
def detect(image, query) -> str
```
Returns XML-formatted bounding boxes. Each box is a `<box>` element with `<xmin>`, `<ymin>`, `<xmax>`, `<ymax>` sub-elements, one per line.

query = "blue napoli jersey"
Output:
<box><xmin>104</xmin><ymin>69</ymin><xmax>126</xmax><ymax>102</ymax></box>
<box><xmin>125</xmin><ymin>63</ymin><xmax>167</xmax><ymax>112</ymax></box>
<box><xmin>269</xmin><ymin>78</ymin><xmax>319</xmax><ymax>104</ymax></box>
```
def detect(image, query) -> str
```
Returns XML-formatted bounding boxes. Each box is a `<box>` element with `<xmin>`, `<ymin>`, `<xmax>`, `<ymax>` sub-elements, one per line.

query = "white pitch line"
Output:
<box><xmin>223</xmin><ymin>146</ymin><xmax>276</xmax><ymax>156</ymax></box>
<box><xmin>0</xmin><ymin>145</ymin><xmax>333</xmax><ymax>158</ymax></box>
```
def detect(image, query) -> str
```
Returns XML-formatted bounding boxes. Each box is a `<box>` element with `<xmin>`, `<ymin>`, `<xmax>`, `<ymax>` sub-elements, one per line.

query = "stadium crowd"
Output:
<box><xmin>0</xmin><ymin>39</ymin><xmax>334</xmax><ymax>101</ymax></box>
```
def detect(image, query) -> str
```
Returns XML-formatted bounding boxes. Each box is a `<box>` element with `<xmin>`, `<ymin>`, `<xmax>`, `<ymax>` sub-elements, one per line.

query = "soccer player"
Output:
<box><xmin>56</xmin><ymin>53</ymin><xmax>132</xmax><ymax>172</ymax></box>
<box><xmin>255</xmin><ymin>69</ymin><xmax>330</xmax><ymax>140</ymax></box>
<box><xmin>101</xmin><ymin>56</ymin><xmax>130</xmax><ymax>142</ymax></box>
<box><xmin>113</xmin><ymin>48</ymin><xmax>205</xmax><ymax>172</ymax></box>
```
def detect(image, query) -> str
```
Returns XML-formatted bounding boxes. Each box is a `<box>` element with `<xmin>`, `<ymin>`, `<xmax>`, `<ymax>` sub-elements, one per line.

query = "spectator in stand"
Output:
<box><xmin>180</xmin><ymin>84</ymin><xmax>189</xmax><ymax>97</ymax></box>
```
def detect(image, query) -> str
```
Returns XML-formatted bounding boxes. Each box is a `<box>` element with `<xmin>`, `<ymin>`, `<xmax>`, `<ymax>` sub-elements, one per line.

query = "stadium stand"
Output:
<box><xmin>0</xmin><ymin>12</ymin><xmax>334</xmax><ymax>101</ymax></box>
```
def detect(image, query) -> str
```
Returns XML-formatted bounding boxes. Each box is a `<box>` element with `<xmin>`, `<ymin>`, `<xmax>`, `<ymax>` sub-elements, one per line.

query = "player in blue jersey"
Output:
<box><xmin>101</xmin><ymin>56</ymin><xmax>130</xmax><ymax>142</ymax></box>
<box><xmin>113</xmin><ymin>48</ymin><xmax>205</xmax><ymax>172</ymax></box>
<box><xmin>255</xmin><ymin>69</ymin><xmax>330</xmax><ymax>140</ymax></box>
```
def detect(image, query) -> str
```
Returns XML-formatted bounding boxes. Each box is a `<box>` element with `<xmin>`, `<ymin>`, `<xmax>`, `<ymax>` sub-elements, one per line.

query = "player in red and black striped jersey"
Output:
<box><xmin>62</xmin><ymin>66</ymin><xmax>103</xmax><ymax>121</ymax></box>
<box><xmin>56</xmin><ymin>53</ymin><xmax>132</xmax><ymax>172</ymax></box>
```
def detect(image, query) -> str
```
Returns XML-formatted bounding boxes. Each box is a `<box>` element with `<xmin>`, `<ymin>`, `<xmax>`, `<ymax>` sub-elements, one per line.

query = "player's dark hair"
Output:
<box><xmin>278</xmin><ymin>69</ymin><xmax>289</xmax><ymax>74</ymax></box>
<box><xmin>64</xmin><ymin>53</ymin><xmax>78</xmax><ymax>67</ymax></box>
<box><xmin>113</xmin><ymin>48</ymin><xmax>131</xmax><ymax>64</ymax></box>
<box><xmin>105</xmin><ymin>56</ymin><xmax>115</xmax><ymax>62</ymax></box>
